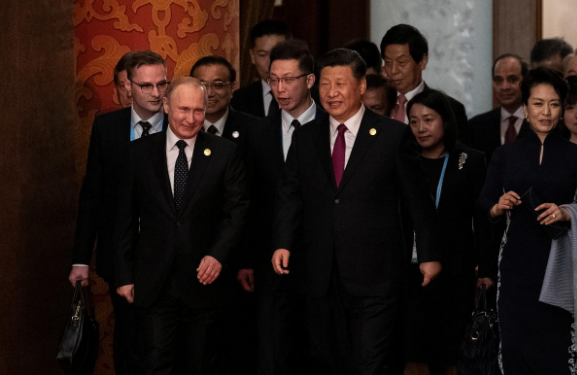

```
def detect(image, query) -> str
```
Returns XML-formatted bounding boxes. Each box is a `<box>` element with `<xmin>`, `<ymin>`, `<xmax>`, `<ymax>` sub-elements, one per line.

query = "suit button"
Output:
<box><xmin>335</xmin><ymin>199</ymin><xmax>340</xmax><ymax>204</ymax></box>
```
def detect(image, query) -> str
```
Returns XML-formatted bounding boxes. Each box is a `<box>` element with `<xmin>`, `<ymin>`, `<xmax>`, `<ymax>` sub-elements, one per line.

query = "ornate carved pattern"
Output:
<box><xmin>74</xmin><ymin>0</ymin><xmax>143</xmax><ymax>32</ymax></box>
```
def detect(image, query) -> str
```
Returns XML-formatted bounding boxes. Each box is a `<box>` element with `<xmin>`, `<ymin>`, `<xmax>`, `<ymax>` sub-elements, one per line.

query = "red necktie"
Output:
<box><xmin>332</xmin><ymin>124</ymin><xmax>347</xmax><ymax>187</ymax></box>
<box><xmin>504</xmin><ymin>116</ymin><xmax>517</xmax><ymax>144</ymax></box>
<box><xmin>394</xmin><ymin>94</ymin><xmax>407</xmax><ymax>123</ymax></box>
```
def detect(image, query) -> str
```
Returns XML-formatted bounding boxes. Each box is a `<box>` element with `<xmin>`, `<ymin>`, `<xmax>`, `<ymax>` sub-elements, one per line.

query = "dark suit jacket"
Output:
<box><xmin>220</xmin><ymin>108</ymin><xmax>261</xmax><ymax>149</ymax></box>
<box><xmin>114</xmin><ymin>131</ymin><xmax>249</xmax><ymax>309</ymax></box>
<box><xmin>273</xmin><ymin>109</ymin><xmax>441</xmax><ymax>297</ymax></box>
<box><xmin>72</xmin><ymin>107</ymin><xmax>167</xmax><ymax>282</ymax></box>
<box><xmin>467</xmin><ymin>107</ymin><xmax>531</xmax><ymax>163</ymax></box>
<box><xmin>244</xmin><ymin>105</ymin><xmax>325</xmax><ymax>294</ymax></box>
<box><xmin>231</xmin><ymin>80</ymin><xmax>321</xmax><ymax>118</ymax></box>
<box><xmin>423</xmin><ymin>83</ymin><xmax>469</xmax><ymax>142</ymax></box>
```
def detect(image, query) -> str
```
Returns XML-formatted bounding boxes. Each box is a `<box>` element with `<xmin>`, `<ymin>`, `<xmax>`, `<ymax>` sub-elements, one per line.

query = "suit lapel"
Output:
<box><xmin>271</xmin><ymin>111</ymin><xmax>285</xmax><ymax>167</ymax></box>
<box><xmin>178</xmin><ymin>132</ymin><xmax>212</xmax><ymax>217</ymax></box>
<box><xmin>336</xmin><ymin>110</ymin><xmax>381</xmax><ymax>193</ymax></box>
<box><xmin>311</xmin><ymin>115</ymin><xmax>337</xmax><ymax>190</ymax></box>
<box><xmin>489</xmin><ymin>108</ymin><xmax>502</xmax><ymax>150</ymax></box>
<box><xmin>150</xmin><ymin>132</ymin><xmax>176</xmax><ymax>212</ymax></box>
<box><xmin>222</xmin><ymin>109</ymin><xmax>240</xmax><ymax>140</ymax></box>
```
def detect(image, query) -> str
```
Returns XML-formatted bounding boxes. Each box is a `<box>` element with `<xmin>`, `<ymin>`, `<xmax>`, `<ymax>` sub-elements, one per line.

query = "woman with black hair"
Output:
<box><xmin>403</xmin><ymin>89</ymin><xmax>494</xmax><ymax>375</ymax></box>
<box><xmin>562</xmin><ymin>75</ymin><xmax>577</xmax><ymax>144</ymax></box>
<box><xmin>478</xmin><ymin>67</ymin><xmax>577</xmax><ymax>374</ymax></box>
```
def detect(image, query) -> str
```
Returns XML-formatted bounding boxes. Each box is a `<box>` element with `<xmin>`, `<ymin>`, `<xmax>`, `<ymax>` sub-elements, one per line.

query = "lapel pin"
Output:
<box><xmin>369</xmin><ymin>128</ymin><xmax>377</xmax><ymax>136</ymax></box>
<box><xmin>232</xmin><ymin>131</ymin><xmax>240</xmax><ymax>138</ymax></box>
<box><xmin>204</xmin><ymin>148</ymin><xmax>211</xmax><ymax>156</ymax></box>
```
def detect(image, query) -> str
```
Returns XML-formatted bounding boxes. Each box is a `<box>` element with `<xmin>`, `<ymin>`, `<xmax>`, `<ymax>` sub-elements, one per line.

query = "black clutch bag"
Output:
<box><xmin>56</xmin><ymin>281</ymin><xmax>99</xmax><ymax>374</ymax></box>
<box><xmin>521</xmin><ymin>187</ymin><xmax>568</xmax><ymax>239</ymax></box>
<box><xmin>457</xmin><ymin>284</ymin><xmax>500</xmax><ymax>375</ymax></box>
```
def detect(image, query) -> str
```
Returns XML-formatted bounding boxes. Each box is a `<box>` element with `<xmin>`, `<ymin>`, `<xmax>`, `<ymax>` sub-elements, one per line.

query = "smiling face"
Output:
<box><xmin>250</xmin><ymin>34</ymin><xmax>286</xmax><ymax>80</ymax></box>
<box><xmin>163</xmin><ymin>83</ymin><xmax>206</xmax><ymax>140</ymax></box>
<box><xmin>493</xmin><ymin>57</ymin><xmax>523</xmax><ymax>113</ymax></box>
<box><xmin>524</xmin><ymin>83</ymin><xmax>562</xmax><ymax>140</ymax></box>
<box><xmin>319</xmin><ymin>65</ymin><xmax>366</xmax><ymax>123</ymax></box>
<box><xmin>269</xmin><ymin>59</ymin><xmax>314</xmax><ymax>118</ymax></box>
<box><xmin>191</xmin><ymin>63</ymin><xmax>233</xmax><ymax>123</ymax></box>
<box><xmin>126</xmin><ymin>64</ymin><xmax>167</xmax><ymax>120</ymax></box>
<box><xmin>409</xmin><ymin>103</ymin><xmax>445</xmax><ymax>157</ymax></box>
<box><xmin>383</xmin><ymin>43</ymin><xmax>427</xmax><ymax>95</ymax></box>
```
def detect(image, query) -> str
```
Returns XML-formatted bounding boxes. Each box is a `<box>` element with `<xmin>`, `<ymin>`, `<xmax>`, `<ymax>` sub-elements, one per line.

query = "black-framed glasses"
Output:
<box><xmin>267</xmin><ymin>73</ymin><xmax>309</xmax><ymax>86</ymax></box>
<box><xmin>131</xmin><ymin>80</ymin><xmax>170</xmax><ymax>94</ymax></box>
<box><xmin>199</xmin><ymin>80</ymin><xmax>233</xmax><ymax>91</ymax></box>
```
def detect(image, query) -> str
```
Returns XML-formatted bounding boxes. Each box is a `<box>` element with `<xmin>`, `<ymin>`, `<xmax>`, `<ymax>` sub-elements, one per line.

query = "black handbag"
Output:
<box><xmin>457</xmin><ymin>284</ymin><xmax>500</xmax><ymax>375</ymax></box>
<box><xmin>57</xmin><ymin>281</ymin><xmax>99</xmax><ymax>374</ymax></box>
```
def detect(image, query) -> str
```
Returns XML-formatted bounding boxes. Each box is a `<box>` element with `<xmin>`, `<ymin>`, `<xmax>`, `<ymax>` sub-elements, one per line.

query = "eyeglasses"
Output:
<box><xmin>131</xmin><ymin>80</ymin><xmax>170</xmax><ymax>94</ymax></box>
<box><xmin>199</xmin><ymin>80</ymin><xmax>233</xmax><ymax>91</ymax></box>
<box><xmin>267</xmin><ymin>74</ymin><xmax>309</xmax><ymax>86</ymax></box>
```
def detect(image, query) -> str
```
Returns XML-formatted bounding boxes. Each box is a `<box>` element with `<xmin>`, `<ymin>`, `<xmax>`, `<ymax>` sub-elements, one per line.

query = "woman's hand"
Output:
<box><xmin>536</xmin><ymin>203</ymin><xmax>571</xmax><ymax>225</ymax></box>
<box><xmin>476</xmin><ymin>277</ymin><xmax>494</xmax><ymax>289</ymax></box>
<box><xmin>490</xmin><ymin>191</ymin><xmax>521</xmax><ymax>218</ymax></box>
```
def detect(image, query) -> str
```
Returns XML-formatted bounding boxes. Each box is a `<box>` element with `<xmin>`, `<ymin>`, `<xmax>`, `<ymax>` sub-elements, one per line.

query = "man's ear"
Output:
<box><xmin>419</xmin><ymin>53</ymin><xmax>429</xmax><ymax>71</ymax></box>
<box><xmin>249</xmin><ymin>48</ymin><xmax>256</xmax><ymax>65</ymax></box>
<box><xmin>306</xmin><ymin>73</ymin><xmax>315</xmax><ymax>89</ymax></box>
<box><xmin>163</xmin><ymin>97</ymin><xmax>170</xmax><ymax>114</ymax></box>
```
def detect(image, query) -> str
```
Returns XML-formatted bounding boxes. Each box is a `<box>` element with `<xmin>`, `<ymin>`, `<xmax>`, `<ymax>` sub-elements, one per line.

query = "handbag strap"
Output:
<box><xmin>474</xmin><ymin>284</ymin><xmax>488</xmax><ymax>312</ymax></box>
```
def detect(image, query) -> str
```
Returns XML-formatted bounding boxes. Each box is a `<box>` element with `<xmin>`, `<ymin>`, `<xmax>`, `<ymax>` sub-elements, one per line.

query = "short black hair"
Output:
<box><xmin>344</xmin><ymin>39</ymin><xmax>382</xmax><ymax>74</ymax></box>
<box><xmin>317</xmin><ymin>48</ymin><xmax>366</xmax><ymax>80</ymax></box>
<box><xmin>250</xmin><ymin>20</ymin><xmax>292</xmax><ymax>48</ymax></box>
<box><xmin>530</xmin><ymin>38</ymin><xmax>573</xmax><ymax>65</ymax></box>
<box><xmin>492</xmin><ymin>53</ymin><xmax>529</xmax><ymax>78</ymax></box>
<box><xmin>406</xmin><ymin>89</ymin><xmax>458</xmax><ymax>152</ymax></box>
<box><xmin>365</xmin><ymin>74</ymin><xmax>397</xmax><ymax>116</ymax></box>
<box><xmin>521</xmin><ymin>67</ymin><xmax>568</xmax><ymax>106</ymax></box>
<box><xmin>269</xmin><ymin>39</ymin><xmax>314</xmax><ymax>75</ymax></box>
<box><xmin>114</xmin><ymin>52</ymin><xmax>134</xmax><ymax>86</ymax></box>
<box><xmin>126</xmin><ymin>51</ymin><xmax>166</xmax><ymax>80</ymax></box>
<box><xmin>380</xmin><ymin>24</ymin><xmax>428</xmax><ymax>64</ymax></box>
<box><xmin>190</xmin><ymin>55</ymin><xmax>236</xmax><ymax>83</ymax></box>
<box><xmin>566</xmin><ymin>75</ymin><xmax>577</xmax><ymax>106</ymax></box>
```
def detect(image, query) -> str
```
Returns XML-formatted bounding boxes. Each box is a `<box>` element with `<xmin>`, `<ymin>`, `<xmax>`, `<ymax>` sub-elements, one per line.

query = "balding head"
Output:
<box><xmin>165</xmin><ymin>76</ymin><xmax>208</xmax><ymax>106</ymax></box>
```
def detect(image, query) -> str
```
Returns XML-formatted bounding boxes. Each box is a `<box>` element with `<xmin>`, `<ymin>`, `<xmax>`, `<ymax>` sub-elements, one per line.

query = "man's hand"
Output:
<box><xmin>272</xmin><ymin>249</ymin><xmax>290</xmax><ymax>275</ymax></box>
<box><xmin>237</xmin><ymin>268</ymin><xmax>255</xmax><ymax>292</ymax></box>
<box><xmin>197</xmin><ymin>255</ymin><xmax>222</xmax><ymax>285</ymax></box>
<box><xmin>68</xmin><ymin>266</ymin><xmax>90</xmax><ymax>287</ymax></box>
<box><xmin>420</xmin><ymin>261</ymin><xmax>442</xmax><ymax>287</ymax></box>
<box><xmin>117</xmin><ymin>284</ymin><xmax>135</xmax><ymax>303</ymax></box>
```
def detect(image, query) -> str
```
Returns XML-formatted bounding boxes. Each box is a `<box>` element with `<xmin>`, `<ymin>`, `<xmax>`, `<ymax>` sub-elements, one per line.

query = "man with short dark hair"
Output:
<box><xmin>114</xmin><ymin>52</ymin><xmax>134</xmax><ymax>108</ymax></box>
<box><xmin>564</xmin><ymin>53</ymin><xmax>577</xmax><ymax>77</ymax></box>
<box><xmin>68</xmin><ymin>50</ymin><xmax>168</xmax><ymax>375</ymax></box>
<box><xmin>530</xmin><ymin>37</ymin><xmax>573</xmax><ymax>73</ymax></box>
<box><xmin>114</xmin><ymin>76</ymin><xmax>248</xmax><ymax>374</ymax></box>
<box><xmin>344</xmin><ymin>39</ymin><xmax>383</xmax><ymax>75</ymax></box>
<box><xmin>272</xmin><ymin>48</ymin><xmax>441</xmax><ymax>375</ymax></box>
<box><xmin>380</xmin><ymin>24</ymin><xmax>468</xmax><ymax>139</ymax></box>
<box><xmin>243</xmin><ymin>38</ymin><xmax>322</xmax><ymax>375</ymax></box>
<box><xmin>361</xmin><ymin>74</ymin><xmax>396</xmax><ymax>117</ymax></box>
<box><xmin>230</xmin><ymin>20</ymin><xmax>292</xmax><ymax>117</ymax></box>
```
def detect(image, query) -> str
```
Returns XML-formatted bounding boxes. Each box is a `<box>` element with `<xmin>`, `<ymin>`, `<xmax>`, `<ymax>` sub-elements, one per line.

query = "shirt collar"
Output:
<box><xmin>329</xmin><ymin>104</ymin><xmax>365</xmax><ymax>137</ymax></box>
<box><xmin>261</xmin><ymin>79</ymin><xmax>271</xmax><ymax>98</ymax></box>
<box><xmin>166</xmin><ymin>125</ymin><xmax>196</xmax><ymax>151</ymax></box>
<box><xmin>400</xmin><ymin>80</ymin><xmax>425</xmax><ymax>102</ymax></box>
<box><xmin>204</xmin><ymin>108</ymin><xmax>230</xmax><ymax>135</ymax></box>
<box><xmin>500</xmin><ymin>105</ymin><xmax>524</xmax><ymax>121</ymax></box>
<box><xmin>131</xmin><ymin>107</ymin><xmax>165</xmax><ymax>132</ymax></box>
<box><xmin>281</xmin><ymin>100</ymin><xmax>317</xmax><ymax>131</ymax></box>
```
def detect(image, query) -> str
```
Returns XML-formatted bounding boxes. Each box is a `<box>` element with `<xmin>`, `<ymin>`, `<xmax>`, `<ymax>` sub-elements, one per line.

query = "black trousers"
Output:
<box><xmin>256</xmin><ymin>278</ymin><xmax>310</xmax><ymax>375</ymax></box>
<box><xmin>108</xmin><ymin>282</ymin><xmax>139</xmax><ymax>375</ymax></box>
<box><xmin>134</xmin><ymin>282</ymin><xmax>223</xmax><ymax>375</ymax></box>
<box><xmin>306</xmin><ymin>271</ymin><xmax>398</xmax><ymax>375</ymax></box>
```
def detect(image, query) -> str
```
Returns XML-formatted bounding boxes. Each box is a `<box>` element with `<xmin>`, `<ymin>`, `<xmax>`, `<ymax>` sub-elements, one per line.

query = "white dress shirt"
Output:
<box><xmin>131</xmin><ymin>108</ymin><xmax>164</xmax><ymax>138</ymax></box>
<box><xmin>261</xmin><ymin>79</ymin><xmax>274</xmax><ymax>116</ymax></box>
<box><xmin>166</xmin><ymin>126</ymin><xmax>196</xmax><ymax>194</ymax></box>
<box><xmin>281</xmin><ymin>101</ymin><xmax>317</xmax><ymax>160</ymax></box>
<box><xmin>203</xmin><ymin>108</ymin><xmax>229</xmax><ymax>136</ymax></box>
<box><xmin>396</xmin><ymin>81</ymin><xmax>425</xmax><ymax>124</ymax></box>
<box><xmin>500</xmin><ymin>106</ymin><xmax>524</xmax><ymax>145</ymax></box>
<box><xmin>329</xmin><ymin>105</ymin><xmax>366</xmax><ymax>168</ymax></box>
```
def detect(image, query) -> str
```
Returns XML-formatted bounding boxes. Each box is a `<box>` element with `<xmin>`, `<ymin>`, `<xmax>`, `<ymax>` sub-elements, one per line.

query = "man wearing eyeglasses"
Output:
<box><xmin>242</xmin><ymin>39</ymin><xmax>323</xmax><ymax>375</ymax></box>
<box><xmin>68</xmin><ymin>50</ymin><xmax>168</xmax><ymax>375</ymax></box>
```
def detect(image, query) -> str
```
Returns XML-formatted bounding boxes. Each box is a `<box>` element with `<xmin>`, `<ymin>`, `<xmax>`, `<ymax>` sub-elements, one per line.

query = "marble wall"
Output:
<box><xmin>370</xmin><ymin>0</ymin><xmax>493</xmax><ymax>117</ymax></box>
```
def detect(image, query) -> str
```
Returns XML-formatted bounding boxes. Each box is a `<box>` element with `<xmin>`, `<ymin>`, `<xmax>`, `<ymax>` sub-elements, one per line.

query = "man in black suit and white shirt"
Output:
<box><xmin>272</xmin><ymin>48</ymin><xmax>441</xmax><ymax>375</ymax></box>
<box><xmin>68</xmin><ymin>51</ymin><xmax>168</xmax><ymax>375</ymax></box>
<box><xmin>242</xmin><ymin>39</ymin><xmax>322</xmax><ymax>375</ymax></box>
<box><xmin>114</xmin><ymin>77</ymin><xmax>248</xmax><ymax>374</ymax></box>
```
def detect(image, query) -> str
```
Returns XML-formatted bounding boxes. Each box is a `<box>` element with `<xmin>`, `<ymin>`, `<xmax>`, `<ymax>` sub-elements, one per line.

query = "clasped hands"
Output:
<box><xmin>272</xmin><ymin>249</ymin><xmax>442</xmax><ymax>287</ymax></box>
<box><xmin>116</xmin><ymin>255</ymin><xmax>222</xmax><ymax>303</ymax></box>
<box><xmin>490</xmin><ymin>190</ymin><xmax>570</xmax><ymax>225</ymax></box>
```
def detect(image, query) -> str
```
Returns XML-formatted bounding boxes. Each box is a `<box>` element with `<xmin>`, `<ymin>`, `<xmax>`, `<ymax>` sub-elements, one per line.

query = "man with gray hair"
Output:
<box><xmin>114</xmin><ymin>76</ymin><xmax>249</xmax><ymax>374</ymax></box>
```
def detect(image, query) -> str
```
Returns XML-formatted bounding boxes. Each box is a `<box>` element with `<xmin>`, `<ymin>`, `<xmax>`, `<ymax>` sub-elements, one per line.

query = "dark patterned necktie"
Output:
<box><xmin>174</xmin><ymin>140</ymin><xmax>188</xmax><ymax>211</ymax></box>
<box><xmin>138</xmin><ymin>121</ymin><xmax>152</xmax><ymax>137</ymax></box>
<box><xmin>332</xmin><ymin>124</ymin><xmax>347</xmax><ymax>187</ymax></box>
<box><xmin>504</xmin><ymin>116</ymin><xmax>517</xmax><ymax>144</ymax></box>
<box><xmin>207</xmin><ymin>125</ymin><xmax>218</xmax><ymax>135</ymax></box>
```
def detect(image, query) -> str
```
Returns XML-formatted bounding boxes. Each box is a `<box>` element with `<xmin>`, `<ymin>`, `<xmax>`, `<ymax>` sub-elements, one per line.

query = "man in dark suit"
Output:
<box><xmin>380</xmin><ymin>24</ymin><xmax>469</xmax><ymax>140</ymax></box>
<box><xmin>114</xmin><ymin>77</ymin><xmax>248</xmax><ymax>374</ymax></box>
<box><xmin>68</xmin><ymin>51</ymin><xmax>168</xmax><ymax>375</ymax></box>
<box><xmin>242</xmin><ymin>39</ymin><xmax>322</xmax><ymax>375</ymax></box>
<box><xmin>230</xmin><ymin>20</ymin><xmax>292</xmax><ymax>118</ymax></box>
<box><xmin>272</xmin><ymin>48</ymin><xmax>441</xmax><ymax>375</ymax></box>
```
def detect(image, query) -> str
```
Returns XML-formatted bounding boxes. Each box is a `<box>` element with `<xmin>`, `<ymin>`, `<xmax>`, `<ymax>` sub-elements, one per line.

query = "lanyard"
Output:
<box><xmin>435</xmin><ymin>154</ymin><xmax>449</xmax><ymax>209</ymax></box>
